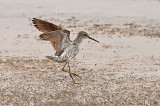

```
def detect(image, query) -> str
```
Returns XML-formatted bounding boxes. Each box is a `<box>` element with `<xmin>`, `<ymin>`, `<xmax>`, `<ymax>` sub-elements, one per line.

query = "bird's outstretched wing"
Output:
<box><xmin>40</xmin><ymin>30</ymin><xmax>71</xmax><ymax>56</ymax></box>
<box><xmin>32</xmin><ymin>18</ymin><xmax>71</xmax><ymax>56</ymax></box>
<box><xmin>32</xmin><ymin>18</ymin><xmax>62</xmax><ymax>33</ymax></box>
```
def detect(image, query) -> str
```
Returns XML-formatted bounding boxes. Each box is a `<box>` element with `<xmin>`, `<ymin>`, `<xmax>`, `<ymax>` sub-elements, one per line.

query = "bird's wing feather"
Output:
<box><xmin>32</xmin><ymin>18</ymin><xmax>62</xmax><ymax>33</ymax></box>
<box><xmin>40</xmin><ymin>30</ymin><xmax>71</xmax><ymax>56</ymax></box>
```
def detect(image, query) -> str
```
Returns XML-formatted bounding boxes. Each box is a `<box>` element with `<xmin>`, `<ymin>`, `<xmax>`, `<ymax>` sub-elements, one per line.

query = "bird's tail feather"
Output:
<box><xmin>46</xmin><ymin>56</ymin><xmax>67</xmax><ymax>63</ymax></box>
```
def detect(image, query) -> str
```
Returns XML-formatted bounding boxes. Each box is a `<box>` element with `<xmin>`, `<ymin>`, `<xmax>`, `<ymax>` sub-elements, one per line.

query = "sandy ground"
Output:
<box><xmin>0</xmin><ymin>0</ymin><xmax>160</xmax><ymax>105</ymax></box>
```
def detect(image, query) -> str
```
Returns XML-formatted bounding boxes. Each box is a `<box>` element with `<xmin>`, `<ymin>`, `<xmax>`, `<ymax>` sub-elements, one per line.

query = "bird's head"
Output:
<box><xmin>78</xmin><ymin>31</ymin><xmax>99</xmax><ymax>43</ymax></box>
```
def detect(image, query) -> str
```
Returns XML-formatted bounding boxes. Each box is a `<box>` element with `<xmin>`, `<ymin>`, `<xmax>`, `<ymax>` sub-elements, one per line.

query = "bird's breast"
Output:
<box><xmin>60</xmin><ymin>44</ymin><xmax>79</xmax><ymax>60</ymax></box>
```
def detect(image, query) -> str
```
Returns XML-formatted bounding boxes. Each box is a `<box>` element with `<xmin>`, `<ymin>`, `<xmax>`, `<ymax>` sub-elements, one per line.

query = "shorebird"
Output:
<box><xmin>32</xmin><ymin>18</ymin><xmax>99</xmax><ymax>83</ymax></box>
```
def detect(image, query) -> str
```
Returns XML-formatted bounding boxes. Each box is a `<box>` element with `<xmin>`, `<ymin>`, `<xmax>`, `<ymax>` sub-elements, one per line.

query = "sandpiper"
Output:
<box><xmin>32</xmin><ymin>18</ymin><xmax>99</xmax><ymax>83</ymax></box>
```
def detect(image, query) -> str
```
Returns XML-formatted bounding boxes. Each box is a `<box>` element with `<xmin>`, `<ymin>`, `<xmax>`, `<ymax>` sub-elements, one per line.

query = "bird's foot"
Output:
<box><xmin>69</xmin><ymin>74</ymin><xmax>80</xmax><ymax>84</ymax></box>
<box><xmin>62</xmin><ymin>69</ymin><xmax>80</xmax><ymax>78</ymax></box>
<box><xmin>70</xmin><ymin>72</ymin><xmax>80</xmax><ymax>78</ymax></box>
<box><xmin>62</xmin><ymin>69</ymin><xmax>81</xmax><ymax>84</ymax></box>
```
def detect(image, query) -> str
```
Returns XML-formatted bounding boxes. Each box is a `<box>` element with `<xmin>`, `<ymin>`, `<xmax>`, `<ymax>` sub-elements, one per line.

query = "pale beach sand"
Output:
<box><xmin>0</xmin><ymin>0</ymin><xmax>160</xmax><ymax>105</ymax></box>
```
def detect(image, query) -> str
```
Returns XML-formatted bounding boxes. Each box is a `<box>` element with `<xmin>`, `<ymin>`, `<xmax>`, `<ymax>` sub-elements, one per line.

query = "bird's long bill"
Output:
<box><xmin>88</xmin><ymin>36</ymin><xmax>99</xmax><ymax>43</ymax></box>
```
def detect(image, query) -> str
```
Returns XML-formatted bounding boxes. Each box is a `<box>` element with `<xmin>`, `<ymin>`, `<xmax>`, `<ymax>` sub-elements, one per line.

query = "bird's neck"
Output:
<box><xmin>73</xmin><ymin>35</ymin><xmax>83</xmax><ymax>45</ymax></box>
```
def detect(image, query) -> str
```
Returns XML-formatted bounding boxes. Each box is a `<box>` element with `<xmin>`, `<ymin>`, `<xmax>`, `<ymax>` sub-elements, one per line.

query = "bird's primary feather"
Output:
<box><xmin>32</xmin><ymin>18</ymin><xmax>62</xmax><ymax>33</ymax></box>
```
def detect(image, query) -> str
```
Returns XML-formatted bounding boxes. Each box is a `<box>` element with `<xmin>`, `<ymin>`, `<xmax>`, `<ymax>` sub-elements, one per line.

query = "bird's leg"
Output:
<box><xmin>67</xmin><ymin>62</ymin><xmax>81</xmax><ymax>84</ymax></box>
<box><xmin>67</xmin><ymin>62</ymin><xmax>80</xmax><ymax>79</ymax></box>
<box><xmin>67</xmin><ymin>62</ymin><xmax>76</xmax><ymax>83</ymax></box>
<box><xmin>61</xmin><ymin>62</ymin><xmax>80</xmax><ymax>77</ymax></box>
<box><xmin>62</xmin><ymin>62</ymin><xmax>67</xmax><ymax>71</ymax></box>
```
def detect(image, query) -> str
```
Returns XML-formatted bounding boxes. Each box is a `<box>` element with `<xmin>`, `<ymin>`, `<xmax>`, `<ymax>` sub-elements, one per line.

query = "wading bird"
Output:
<box><xmin>32</xmin><ymin>18</ymin><xmax>99</xmax><ymax>83</ymax></box>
